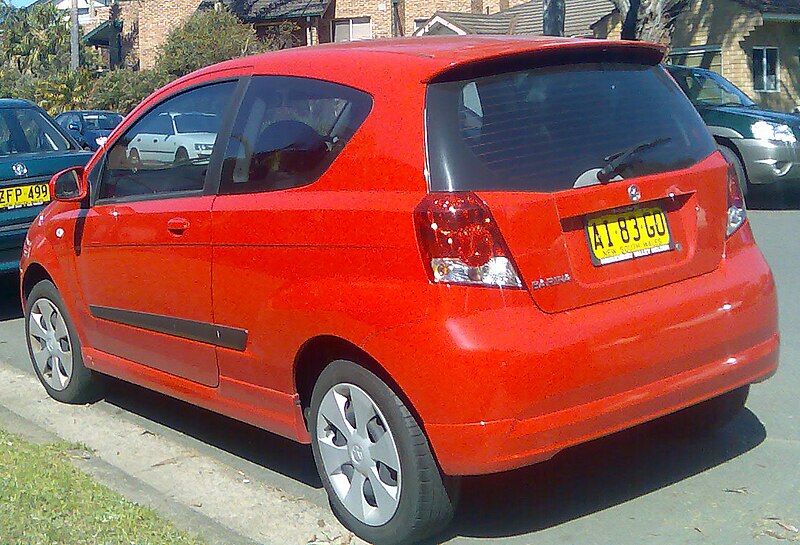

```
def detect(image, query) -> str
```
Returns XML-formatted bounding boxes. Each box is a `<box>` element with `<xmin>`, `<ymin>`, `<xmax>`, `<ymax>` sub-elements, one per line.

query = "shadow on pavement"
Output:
<box><xmin>427</xmin><ymin>409</ymin><xmax>766</xmax><ymax>543</ymax></box>
<box><xmin>101</xmin><ymin>378</ymin><xmax>323</xmax><ymax>488</ymax></box>
<box><xmin>104</xmin><ymin>369</ymin><xmax>765</xmax><ymax>543</ymax></box>
<box><xmin>0</xmin><ymin>273</ymin><xmax>22</xmax><ymax>322</ymax></box>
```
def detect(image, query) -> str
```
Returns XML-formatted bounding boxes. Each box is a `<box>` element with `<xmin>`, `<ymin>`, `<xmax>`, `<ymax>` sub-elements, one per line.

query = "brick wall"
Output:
<box><xmin>592</xmin><ymin>11</ymin><xmax>621</xmax><ymax>39</ymax></box>
<box><xmin>671</xmin><ymin>0</ymin><xmax>800</xmax><ymax>111</ymax></box>
<box><xmin>321</xmin><ymin>0</ymin><xmax>393</xmax><ymax>40</ymax></box>
<box><xmin>402</xmin><ymin>0</ymin><xmax>474</xmax><ymax>35</ymax></box>
<box><xmin>84</xmin><ymin>1</ymin><xmax>141</xmax><ymax>68</ymax></box>
<box><xmin>741</xmin><ymin>21</ymin><xmax>800</xmax><ymax>111</ymax></box>
<box><xmin>670</xmin><ymin>0</ymin><xmax>761</xmax><ymax>94</ymax></box>
<box><xmin>595</xmin><ymin>0</ymin><xmax>800</xmax><ymax>112</ymax></box>
<box><xmin>321</xmin><ymin>0</ymin><xmax>487</xmax><ymax>41</ymax></box>
<box><xmin>138</xmin><ymin>0</ymin><xmax>202</xmax><ymax>69</ymax></box>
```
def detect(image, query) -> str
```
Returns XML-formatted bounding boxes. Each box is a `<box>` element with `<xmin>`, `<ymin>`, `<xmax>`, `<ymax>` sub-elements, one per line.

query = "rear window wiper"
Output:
<box><xmin>597</xmin><ymin>137</ymin><xmax>672</xmax><ymax>184</ymax></box>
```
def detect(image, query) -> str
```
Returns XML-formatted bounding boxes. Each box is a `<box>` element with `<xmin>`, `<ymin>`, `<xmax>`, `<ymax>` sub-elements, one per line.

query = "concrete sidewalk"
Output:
<box><xmin>0</xmin><ymin>362</ymin><xmax>361</xmax><ymax>545</ymax></box>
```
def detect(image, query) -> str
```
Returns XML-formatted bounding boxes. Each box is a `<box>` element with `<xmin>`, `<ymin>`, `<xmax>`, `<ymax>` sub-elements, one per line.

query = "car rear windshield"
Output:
<box><xmin>0</xmin><ymin>107</ymin><xmax>73</xmax><ymax>156</ymax></box>
<box><xmin>84</xmin><ymin>113</ymin><xmax>123</xmax><ymax>131</ymax></box>
<box><xmin>174</xmin><ymin>113</ymin><xmax>217</xmax><ymax>134</ymax></box>
<box><xmin>425</xmin><ymin>63</ymin><xmax>716</xmax><ymax>193</ymax></box>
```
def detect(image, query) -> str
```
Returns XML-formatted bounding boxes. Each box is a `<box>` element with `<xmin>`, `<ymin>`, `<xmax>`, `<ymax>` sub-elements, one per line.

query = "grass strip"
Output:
<box><xmin>0</xmin><ymin>428</ymin><xmax>206</xmax><ymax>545</ymax></box>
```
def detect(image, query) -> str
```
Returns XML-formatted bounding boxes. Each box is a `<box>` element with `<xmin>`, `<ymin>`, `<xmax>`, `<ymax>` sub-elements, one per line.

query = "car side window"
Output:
<box><xmin>219</xmin><ymin>76</ymin><xmax>372</xmax><ymax>195</ymax></box>
<box><xmin>98</xmin><ymin>81</ymin><xmax>236</xmax><ymax>201</ymax></box>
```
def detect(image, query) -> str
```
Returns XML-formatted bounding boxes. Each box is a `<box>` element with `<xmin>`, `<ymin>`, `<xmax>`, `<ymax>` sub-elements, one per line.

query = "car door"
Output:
<box><xmin>210</xmin><ymin>76</ymin><xmax>372</xmax><ymax>392</ymax></box>
<box><xmin>75</xmin><ymin>80</ymin><xmax>241</xmax><ymax>387</ymax></box>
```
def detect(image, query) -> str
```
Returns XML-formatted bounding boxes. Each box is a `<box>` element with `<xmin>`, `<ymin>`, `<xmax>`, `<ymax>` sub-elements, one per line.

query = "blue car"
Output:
<box><xmin>0</xmin><ymin>99</ymin><xmax>93</xmax><ymax>273</ymax></box>
<box><xmin>55</xmin><ymin>110</ymin><xmax>123</xmax><ymax>151</ymax></box>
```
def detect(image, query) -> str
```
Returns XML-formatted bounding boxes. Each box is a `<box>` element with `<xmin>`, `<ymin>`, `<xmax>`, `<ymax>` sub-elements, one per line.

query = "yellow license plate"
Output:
<box><xmin>0</xmin><ymin>183</ymin><xmax>51</xmax><ymax>210</ymax></box>
<box><xmin>586</xmin><ymin>206</ymin><xmax>673</xmax><ymax>266</ymax></box>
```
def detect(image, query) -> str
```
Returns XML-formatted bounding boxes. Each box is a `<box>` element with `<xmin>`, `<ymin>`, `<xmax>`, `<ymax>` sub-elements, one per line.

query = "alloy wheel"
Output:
<box><xmin>316</xmin><ymin>383</ymin><xmax>402</xmax><ymax>526</ymax></box>
<box><xmin>28</xmin><ymin>298</ymin><xmax>73</xmax><ymax>391</ymax></box>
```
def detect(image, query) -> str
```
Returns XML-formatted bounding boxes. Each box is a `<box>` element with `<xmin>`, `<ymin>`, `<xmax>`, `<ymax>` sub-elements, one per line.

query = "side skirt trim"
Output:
<box><xmin>88</xmin><ymin>305</ymin><xmax>248</xmax><ymax>351</ymax></box>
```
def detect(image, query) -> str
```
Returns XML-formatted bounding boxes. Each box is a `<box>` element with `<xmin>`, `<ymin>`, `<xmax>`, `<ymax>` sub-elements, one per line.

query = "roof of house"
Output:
<box><xmin>222</xmin><ymin>0</ymin><xmax>332</xmax><ymax>21</ymax></box>
<box><xmin>27</xmin><ymin>0</ymin><xmax>108</xmax><ymax>8</ymax></box>
<box><xmin>734</xmin><ymin>0</ymin><xmax>800</xmax><ymax>13</ymax></box>
<box><xmin>420</xmin><ymin>0</ymin><xmax>615</xmax><ymax>37</ymax></box>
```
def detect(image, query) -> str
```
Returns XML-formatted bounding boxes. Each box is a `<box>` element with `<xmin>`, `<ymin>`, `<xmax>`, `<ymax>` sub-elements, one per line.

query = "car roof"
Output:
<box><xmin>174</xmin><ymin>36</ymin><xmax>665</xmax><ymax>94</ymax></box>
<box><xmin>60</xmin><ymin>110</ymin><xmax>122</xmax><ymax>116</ymax></box>
<box><xmin>0</xmin><ymin>98</ymin><xmax>37</xmax><ymax>109</ymax></box>
<box><xmin>164</xmin><ymin>112</ymin><xmax>215</xmax><ymax>117</ymax></box>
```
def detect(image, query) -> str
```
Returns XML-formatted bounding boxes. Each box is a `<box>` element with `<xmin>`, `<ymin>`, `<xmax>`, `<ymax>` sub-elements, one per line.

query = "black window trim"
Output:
<box><xmin>89</xmin><ymin>76</ymin><xmax>250</xmax><ymax>207</ymax></box>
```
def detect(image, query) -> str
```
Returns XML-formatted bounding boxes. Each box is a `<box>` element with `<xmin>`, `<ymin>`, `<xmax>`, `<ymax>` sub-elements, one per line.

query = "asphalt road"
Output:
<box><xmin>0</xmin><ymin>203</ymin><xmax>797</xmax><ymax>545</ymax></box>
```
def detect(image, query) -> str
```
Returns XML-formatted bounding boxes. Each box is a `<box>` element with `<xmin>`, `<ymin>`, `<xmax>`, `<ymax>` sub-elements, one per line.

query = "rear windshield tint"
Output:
<box><xmin>425</xmin><ymin>63</ymin><xmax>716</xmax><ymax>192</ymax></box>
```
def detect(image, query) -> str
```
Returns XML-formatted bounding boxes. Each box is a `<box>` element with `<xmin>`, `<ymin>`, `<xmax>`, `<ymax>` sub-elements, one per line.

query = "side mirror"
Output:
<box><xmin>49</xmin><ymin>166</ymin><xmax>88</xmax><ymax>202</ymax></box>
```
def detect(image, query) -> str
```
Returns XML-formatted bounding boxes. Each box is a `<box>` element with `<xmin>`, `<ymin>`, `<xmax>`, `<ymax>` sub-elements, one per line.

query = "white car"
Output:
<box><xmin>127</xmin><ymin>112</ymin><xmax>217</xmax><ymax>166</ymax></box>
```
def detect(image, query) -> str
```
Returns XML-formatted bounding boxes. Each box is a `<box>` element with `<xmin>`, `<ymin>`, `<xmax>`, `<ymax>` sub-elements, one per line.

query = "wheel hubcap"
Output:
<box><xmin>28</xmin><ymin>298</ymin><xmax>73</xmax><ymax>392</ymax></box>
<box><xmin>316</xmin><ymin>383</ymin><xmax>402</xmax><ymax>526</ymax></box>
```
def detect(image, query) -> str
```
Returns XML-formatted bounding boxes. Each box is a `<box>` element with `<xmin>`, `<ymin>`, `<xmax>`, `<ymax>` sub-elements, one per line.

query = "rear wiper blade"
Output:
<box><xmin>597</xmin><ymin>137</ymin><xmax>672</xmax><ymax>184</ymax></box>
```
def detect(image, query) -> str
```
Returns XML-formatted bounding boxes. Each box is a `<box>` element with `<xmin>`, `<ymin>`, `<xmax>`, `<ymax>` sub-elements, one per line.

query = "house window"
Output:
<box><xmin>332</xmin><ymin>17</ymin><xmax>371</xmax><ymax>42</ymax></box>
<box><xmin>753</xmin><ymin>47</ymin><xmax>779</xmax><ymax>92</ymax></box>
<box><xmin>414</xmin><ymin>18</ymin><xmax>429</xmax><ymax>31</ymax></box>
<box><xmin>667</xmin><ymin>47</ymin><xmax>722</xmax><ymax>74</ymax></box>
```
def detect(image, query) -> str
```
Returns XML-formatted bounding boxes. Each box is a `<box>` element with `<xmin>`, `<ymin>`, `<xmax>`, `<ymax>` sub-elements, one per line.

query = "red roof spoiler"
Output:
<box><xmin>426</xmin><ymin>40</ymin><xmax>666</xmax><ymax>83</ymax></box>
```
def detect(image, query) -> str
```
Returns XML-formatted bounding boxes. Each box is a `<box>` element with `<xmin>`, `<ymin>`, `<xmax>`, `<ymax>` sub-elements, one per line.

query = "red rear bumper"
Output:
<box><xmin>426</xmin><ymin>333</ymin><xmax>777</xmax><ymax>474</ymax></box>
<box><xmin>363</xmin><ymin>224</ymin><xmax>779</xmax><ymax>475</ymax></box>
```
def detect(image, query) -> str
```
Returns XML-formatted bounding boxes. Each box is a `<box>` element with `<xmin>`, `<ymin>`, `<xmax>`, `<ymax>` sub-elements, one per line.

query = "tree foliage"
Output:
<box><xmin>36</xmin><ymin>70</ymin><xmax>93</xmax><ymax>114</ymax></box>
<box><xmin>610</xmin><ymin>0</ymin><xmax>689</xmax><ymax>44</ymax></box>
<box><xmin>0</xmin><ymin>3</ymin><xmax>284</xmax><ymax>115</ymax></box>
<box><xmin>88</xmin><ymin>68</ymin><xmax>170</xmax><ymax>114</ymax></box>
<box><xmin>156</xmin><ymin>7</ymin><xmax>272</xmax><ymax>78</ymax></box>
<box><xmin>1</xmin><ymin>2</ymin><xmax>71</xmax><ymax>76</ymax></box>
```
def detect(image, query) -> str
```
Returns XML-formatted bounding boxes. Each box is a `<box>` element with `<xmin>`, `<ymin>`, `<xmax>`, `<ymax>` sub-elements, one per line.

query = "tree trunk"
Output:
<box><xmin>620</xmin><ymin>0</ymin><xmax>639</xmax><ymax>40</ymax></box>
<box><xmin>611</xmin><ymin>0</ymin><xmax>688</xmax><ymax>44</ymax></box>
<box><xmin>542</xmin><ymin>0</ymin><xmax>565</xmax><ymax>37</ymax></box>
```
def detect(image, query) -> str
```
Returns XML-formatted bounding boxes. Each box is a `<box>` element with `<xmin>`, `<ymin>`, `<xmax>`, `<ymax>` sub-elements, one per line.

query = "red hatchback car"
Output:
<box><xmin>21</xmin><ymin>37</ymin><xmax>778</xmax><ymax>544</ymax></box>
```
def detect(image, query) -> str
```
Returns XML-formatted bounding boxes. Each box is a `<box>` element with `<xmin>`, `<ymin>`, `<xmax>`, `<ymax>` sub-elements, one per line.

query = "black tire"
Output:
<box><xmin>310</xmin><ymin>360</ymin><xmax>457</xmax><ymax>545</ymax></box>
<box><xmin>129</xmin><ymin>148</ymin><xmax>141</xmax><ymax>169</ymax></box>
<box><xmin>718</xmin><ymin>144</ymin><xmax>750</xmax><ymax>197</ymax></box>
<box><xmin>175</xmin><ymin>147</ymin><xmax>189</xmax><ymax>165</ymax></box>
<box><xmin>24</xmin><ymin>280</ymin><xmax>102</xmax><ymax>404</ymax></box>
<box><xmin>662</xmin><ymin>385</ymin><xmax>750</xmax><ymax>437</ymax></box>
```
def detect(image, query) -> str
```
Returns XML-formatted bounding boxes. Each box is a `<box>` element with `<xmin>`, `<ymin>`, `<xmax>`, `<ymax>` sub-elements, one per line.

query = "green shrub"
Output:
<box><xmin>88</xmin><ymin>68</ymin><xmax>172</xmax><ymax>114</ymax></box>
<box><xmin>155</xmin><ymin>6</ymin><xmax>271</xmax><ymax>78</ymax></box>
<box><xmin>35</xmin><ymin>70</ymin><xmax>94</xmax><ymax>115</ymax></box>
<box><xmin>0</xmin><ymin>4</ymin><xmax>289</xmax><ymax>115</ymax></box>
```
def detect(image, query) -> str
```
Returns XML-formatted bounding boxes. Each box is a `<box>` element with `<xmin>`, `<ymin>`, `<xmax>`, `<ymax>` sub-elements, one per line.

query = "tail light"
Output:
<box><xmin>414</xmin><ymin>192</ymin><xmax>523</xmax><ymax>288</ymax></box>
<box><xmin>725</xmin><ymin>160</ymin><xmax>747</xmax><ymax>237</ymax></box>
